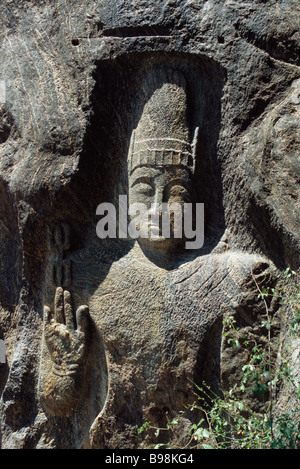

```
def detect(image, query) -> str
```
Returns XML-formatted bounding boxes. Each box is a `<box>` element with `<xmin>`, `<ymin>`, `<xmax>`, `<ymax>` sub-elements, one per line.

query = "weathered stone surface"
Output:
<box><xmin>0</xmin><ymin>0</ymin><xmax>299</xmax><ymax>449</ymax></box>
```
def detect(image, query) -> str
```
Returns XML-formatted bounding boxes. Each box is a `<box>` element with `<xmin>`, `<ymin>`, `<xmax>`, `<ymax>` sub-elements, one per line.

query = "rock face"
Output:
<box><xmin>0</xmin><ymin>0</ymin><xmax>299</xmax><ymax>449</ymax></box>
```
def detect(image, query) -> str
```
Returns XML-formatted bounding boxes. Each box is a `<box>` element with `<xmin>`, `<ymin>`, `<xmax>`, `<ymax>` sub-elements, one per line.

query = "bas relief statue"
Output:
<box><xmin>38</xmin><ymin>65</ymin><xmax>276</xmax><ymax>449</ymax></box>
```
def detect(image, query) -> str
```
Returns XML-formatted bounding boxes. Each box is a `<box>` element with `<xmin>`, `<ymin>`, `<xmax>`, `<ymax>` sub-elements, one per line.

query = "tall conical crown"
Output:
<box><xmin>128</xmin><ymin>69</ymin><xmax>198</xmax><ymax>175</ymax></box>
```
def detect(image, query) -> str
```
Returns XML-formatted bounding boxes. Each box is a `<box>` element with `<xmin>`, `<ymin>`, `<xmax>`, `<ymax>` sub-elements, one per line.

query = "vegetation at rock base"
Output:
<box><xmin>138</xmin><ymin>268</ymin><xmax>300</xmax><ymax>449</ymax></box>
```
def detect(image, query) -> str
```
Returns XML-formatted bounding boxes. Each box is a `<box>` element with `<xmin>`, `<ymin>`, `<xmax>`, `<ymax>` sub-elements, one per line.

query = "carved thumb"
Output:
<box><xmin>76</xmin><ymin>305</ymin><xmax>90</xmax><ymax>333</ymax></box>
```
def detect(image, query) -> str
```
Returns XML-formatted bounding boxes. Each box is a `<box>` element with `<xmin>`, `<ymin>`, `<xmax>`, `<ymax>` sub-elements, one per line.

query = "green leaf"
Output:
<box><xmin>153</xmin><ymin>443</ymin><xmax>166</xmax><ymax>449</ymax></box>
<box><xmin>137</xmin><ymin>421</ymin><xmax>150</xmax><ymax>435</ymax></box>
<box><xmin>189</xmin><ymin>423</ymin><xmax>197</xmax><ymax>435</ymax></box>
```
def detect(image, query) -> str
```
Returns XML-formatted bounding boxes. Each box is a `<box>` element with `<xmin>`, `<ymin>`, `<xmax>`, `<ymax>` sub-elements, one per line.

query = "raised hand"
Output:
<box><xmin>40</xmin><ymin>287</ymin><xmax>90</xmax><ymax>416</ymax></box>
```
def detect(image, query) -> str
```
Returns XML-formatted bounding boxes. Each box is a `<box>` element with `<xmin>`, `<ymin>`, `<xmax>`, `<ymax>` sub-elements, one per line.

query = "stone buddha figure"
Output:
<box><xmin>39</xmin><ymin>67</ymin><xmax>275</xmax><ymax>449</ymax></box>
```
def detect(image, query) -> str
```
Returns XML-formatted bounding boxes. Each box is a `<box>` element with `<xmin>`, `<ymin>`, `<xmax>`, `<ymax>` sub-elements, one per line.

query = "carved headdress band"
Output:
<box><xmin>128</xmin><ymin>127</ymin><xmax>199</xmax><ymax>175</ymax></box>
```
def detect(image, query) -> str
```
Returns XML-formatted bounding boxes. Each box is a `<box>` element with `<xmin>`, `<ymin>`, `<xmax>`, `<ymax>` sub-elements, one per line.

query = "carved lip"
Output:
<box><xmin>149</xmin><ymin>224</ymin><xmax>161</xmax><ymax>236</ymax></box>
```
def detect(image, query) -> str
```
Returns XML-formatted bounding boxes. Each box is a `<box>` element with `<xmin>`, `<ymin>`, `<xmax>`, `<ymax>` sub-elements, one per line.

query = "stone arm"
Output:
<box><xmin>40</xmin><ymin>287</ymin><xmax>90</xmax><ymax>417</ymax></box>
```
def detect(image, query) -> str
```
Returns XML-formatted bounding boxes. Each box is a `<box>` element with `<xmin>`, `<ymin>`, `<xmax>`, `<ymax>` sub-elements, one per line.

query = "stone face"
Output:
<box><xmin>0</xmin><ymin>0</ymin><xmax>299</xmax><ymax>449</ymax></box>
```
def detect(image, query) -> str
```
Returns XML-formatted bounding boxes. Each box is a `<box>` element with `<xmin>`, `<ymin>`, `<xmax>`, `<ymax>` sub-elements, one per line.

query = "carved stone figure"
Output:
<box><xmin>38</xmin><ymin>66</ymin><xmax>277</xmax><ymax>449</ymax></box>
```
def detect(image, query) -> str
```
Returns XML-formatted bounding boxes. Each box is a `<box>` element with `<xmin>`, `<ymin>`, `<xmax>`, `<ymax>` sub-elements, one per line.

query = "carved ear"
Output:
<box><xmin>191</xmin><ymin>127</ymin><xmax>199</xmax><ymax>174</ymax></box>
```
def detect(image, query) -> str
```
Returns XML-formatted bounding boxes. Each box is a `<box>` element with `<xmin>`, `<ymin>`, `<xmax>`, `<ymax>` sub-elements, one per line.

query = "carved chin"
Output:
<box><xmin>138</xmin><ymin>235</ymin><xmax>183</xmax><ymax>251</ymax></box>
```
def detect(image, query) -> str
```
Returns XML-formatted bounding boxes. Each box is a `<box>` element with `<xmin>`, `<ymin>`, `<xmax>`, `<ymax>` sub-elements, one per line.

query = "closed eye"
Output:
<box><xmin>136</xmin><ymin>182</ymin><xmax>154</xmax><ymax>195</ymax></box>
<box><xmin>131</xmin><ymin>177</ymin><xmax>154</xmax><ymax>196</ymax></box>
<box><xmin>168</xmin><ymin>184</ymin><xmax>191</xmax><ymax>202</ymax></box>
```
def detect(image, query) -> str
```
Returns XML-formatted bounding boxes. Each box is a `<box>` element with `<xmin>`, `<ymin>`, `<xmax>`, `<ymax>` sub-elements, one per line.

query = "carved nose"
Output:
<box><xmin>153</xmin><ymin>189</ymin><xmax>164</xmax><ymax>206</ymax></box>
<box><xmin>148</xmin><ymin>192</ymin><xmax>164</xmax><ymax>229</ymax></box>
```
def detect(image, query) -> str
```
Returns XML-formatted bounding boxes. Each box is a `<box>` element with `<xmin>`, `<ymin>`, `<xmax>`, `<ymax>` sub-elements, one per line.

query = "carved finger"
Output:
<box><xmin>44</xmin><ymin>305</ymin><xmax>52</xmax><ymax>324</ymax></box>
<box><xmin>64</xmin><ymin>290</ymin><xmax>75</xmax><ymax>331</ymax></box>
<box><xmin>43</xmin><ymin>306</ymin><xmax>58</xmax><ymax>349</ymax></box>
<box><xmin>54</xmin><ymin>287</ymin><xmax>64</xmax><ymax>324</ymax></box>
<box><xmin>76</xmin><ymin>305</ymin><xmax>90</xmax><ymax>334</ymax></box>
